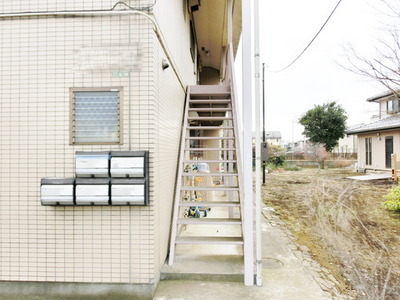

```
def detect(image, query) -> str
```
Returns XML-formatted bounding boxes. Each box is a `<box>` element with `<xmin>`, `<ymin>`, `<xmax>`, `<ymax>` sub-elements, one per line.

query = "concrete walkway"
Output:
<box><xmin>347</xmin><ymin>173</ymin><xmax>392</xmax><ymax>181</ymax></box>
<box><xmin>154</xmin><ymin>193</ymin><xmax>348</xmax><ymax>300</ymax></box>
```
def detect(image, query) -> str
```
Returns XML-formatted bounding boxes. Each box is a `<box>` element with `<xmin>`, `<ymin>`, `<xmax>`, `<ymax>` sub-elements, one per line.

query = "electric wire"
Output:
<box><xmin>273</xmin><ymin>0</ymin><xmax>343</xmax><ymax>72</ymax></box>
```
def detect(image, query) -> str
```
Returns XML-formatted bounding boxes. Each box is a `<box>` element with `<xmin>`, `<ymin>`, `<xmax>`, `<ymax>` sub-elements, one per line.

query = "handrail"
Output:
<box><xmin>168</xmin><ymin>86</ymin><xmax>191</xmax><ymax>265</ymax></box>
<box><xmin>224</xmin><ymin>43</ymin><xmax>245</xmax><ymax>235</ymax></box>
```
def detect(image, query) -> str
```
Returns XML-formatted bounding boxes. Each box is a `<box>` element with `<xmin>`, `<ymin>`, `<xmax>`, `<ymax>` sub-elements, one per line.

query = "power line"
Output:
<box><xmin>273</xmin><ymin>0</ymin><xmax>344</xmax><ymax>72</ymax></box>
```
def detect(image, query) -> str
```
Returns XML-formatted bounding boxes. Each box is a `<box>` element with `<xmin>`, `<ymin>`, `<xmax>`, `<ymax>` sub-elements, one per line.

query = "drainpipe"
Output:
<box><xmin>242</xmin><ymin>0</ymin><xmax>255</xmax><ymax>286</ymax></box>
<box><xmin>254</xmin><ymin>0</ymin><xmax>263</xmax><ymax>287</ymax></box>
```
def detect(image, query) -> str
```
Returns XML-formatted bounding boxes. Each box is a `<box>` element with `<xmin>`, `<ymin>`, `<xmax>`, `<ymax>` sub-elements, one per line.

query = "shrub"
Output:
<box><xmin>283</xmin><ymin>164</ymin><xmax>302</xmax><ymax>171</ymax></box>
<box><xmin>265</xmin><ymin>145</ymin><xmax>285</xmax><ymax>167</ymax></box>
<box><xmin>383</xmin><ymin>184</ymin><xmax>400</xmax><ymax>211</ymax></box>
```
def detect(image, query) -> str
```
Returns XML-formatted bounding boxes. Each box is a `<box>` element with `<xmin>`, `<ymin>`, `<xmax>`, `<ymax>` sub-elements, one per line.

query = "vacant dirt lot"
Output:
<box><xmin>262</xmin><ymin>168</ymin><xmax>400</xmax><ymax>300</ymax></box>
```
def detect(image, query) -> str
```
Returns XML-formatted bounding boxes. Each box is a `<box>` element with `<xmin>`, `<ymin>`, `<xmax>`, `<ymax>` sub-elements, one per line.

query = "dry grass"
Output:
<box><xmin>262</xmin><ymin>168</ymin><xmax>400</xmax><ymax>299</ymax></box>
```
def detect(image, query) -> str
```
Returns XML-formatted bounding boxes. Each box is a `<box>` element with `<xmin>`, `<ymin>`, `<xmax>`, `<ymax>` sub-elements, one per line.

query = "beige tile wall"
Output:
<box><xmin>0</xmin><ymin>0</ymin><xmax>193</xmax><ymax>285</ymax></box>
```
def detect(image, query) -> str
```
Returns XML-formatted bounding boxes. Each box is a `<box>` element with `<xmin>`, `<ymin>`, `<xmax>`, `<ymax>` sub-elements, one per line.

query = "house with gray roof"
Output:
<box><xmin>346</xmin><ymin>90</ymin><xmax>400</xmax><ymax>170</ymax></box>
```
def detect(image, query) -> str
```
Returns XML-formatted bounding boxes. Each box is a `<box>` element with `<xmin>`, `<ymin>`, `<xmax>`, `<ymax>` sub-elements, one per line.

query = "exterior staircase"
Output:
<box><xmin>168</xmin><ymin>85</ymin><xmax>244</xmax><ymax>265</ymax></box>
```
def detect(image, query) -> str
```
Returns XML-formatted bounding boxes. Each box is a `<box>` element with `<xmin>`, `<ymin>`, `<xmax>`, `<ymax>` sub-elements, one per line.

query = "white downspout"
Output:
<box><xmin>242</xmin><ymin>0</ymin><xmax>255</xmax><ymax>286</ymax></box>
<box><xmin>254</xmin><ymin>0</ymin><xmax>263</xmax><ymax>287</ymax></box>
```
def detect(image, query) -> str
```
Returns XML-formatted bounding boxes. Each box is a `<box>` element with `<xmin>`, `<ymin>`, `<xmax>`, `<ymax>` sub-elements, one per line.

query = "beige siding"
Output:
<box><xmin>0</xmin><ymin>0</ymin><xmax>193</xmax><ymax>285</ymax></box>
<box><xmin>357</xmin><ymin>131</ymin><xmax>400</xmax><ymax>170</ymax></box>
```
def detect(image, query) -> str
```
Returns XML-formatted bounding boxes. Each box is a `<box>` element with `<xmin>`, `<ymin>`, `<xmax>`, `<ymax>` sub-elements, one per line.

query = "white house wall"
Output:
<box><xmin>0</xmin><ymin>0</ymin><xmax>194</xmax><ymax>286</ymax></box>
<box><xmin>357</xmin><ymin>131</ymin><xmax>400</xmax><ymax>170</ymax></box>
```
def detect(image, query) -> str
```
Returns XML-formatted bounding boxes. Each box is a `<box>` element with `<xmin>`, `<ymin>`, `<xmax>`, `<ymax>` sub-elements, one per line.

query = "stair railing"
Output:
<box><xmin>223</xmin><ymin>43</ymin><xmax>245</xmax><ymax>237</ymax></box>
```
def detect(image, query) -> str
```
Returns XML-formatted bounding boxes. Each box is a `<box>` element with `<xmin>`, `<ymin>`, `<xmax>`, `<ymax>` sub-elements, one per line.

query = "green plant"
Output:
<box><xmin>383</xmin><ymin>184</ymin><xmax>400</xmax><ymax>211</ymax></box>
<box><xmin>268</xmin><ymin>155</ymin><xmax>285</xmax><ymax>167</ymax></box>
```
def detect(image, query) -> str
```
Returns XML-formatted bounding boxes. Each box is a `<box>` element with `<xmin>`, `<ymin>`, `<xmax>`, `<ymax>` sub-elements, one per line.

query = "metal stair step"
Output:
<box><xmin>189</xmin><ymin>99</ymin><xmax>231</xmax><ymax>104</ymax></box>
<box><xmin>175</xmin><ymin>236</ymin><xmax>243</xmax><ymax>245</ymax></box>
<box><xmin>178</xmin><ymin>218</ymin><xmax>242</xmax><ymax>225</ymax></box>
<box><xmin>188</xmin><ymin>126</ymin><xmax>234</xmax><ymax>130</ymax></box>
<box><xmin>179</xmin><ymin>201</ymin><xmax>240</xmax><ymax>207</ymax></box>
<box><xmin>182</xmin><ymin>173</ymin><xmax>238</xmax><ymax>176</ymax></box>
<box><xmin>185</xmin><ymin>136</ymin><xmax>234</xmax><ymax>140</ymax></box>
<box><xmin>190</xmin><ymin>91</ymin><xmax>231</xmax><ymax>96</ymax></box>
<box><xmin>180</xmin><ymin>186</ymin><xmax>239</xmax><ymax>191</ymax></box>
<box><xmin>184</xmin><ymin>160</ymin><xmax>236</xmax><ymax>163</ymax></box>
<box><xmin>188</xmin><ymin>108</ymin><xmax>232</xmax><ymax>112</ymax></box>
<box><xmin>187</xmin><ymin>116</ymin><xmax>233</xmax><ymax>121</ymax></box>
<box><xmin>185</xmin><ymin>148</ymin><xmax>236</xmax><ymax>151</ymax></box>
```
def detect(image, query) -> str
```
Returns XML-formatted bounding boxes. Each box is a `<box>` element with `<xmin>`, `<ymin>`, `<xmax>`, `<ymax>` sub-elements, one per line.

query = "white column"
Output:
<box><xmin>254</xmin><ymin>0</ymin><xmax>263</xmax><ymax>287</ymax></box>
<box><xmin>242</xmin><ymin>0</ymin><xmax>254</xmax><ymax>287</ymax></box>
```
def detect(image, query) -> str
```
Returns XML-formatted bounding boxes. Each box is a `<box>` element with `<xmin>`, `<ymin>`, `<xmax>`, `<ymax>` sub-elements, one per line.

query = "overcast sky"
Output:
<box><xmin>236</xmin><ymin>0</ymin><xmax>396</xmax><ymax>143</ymax></box>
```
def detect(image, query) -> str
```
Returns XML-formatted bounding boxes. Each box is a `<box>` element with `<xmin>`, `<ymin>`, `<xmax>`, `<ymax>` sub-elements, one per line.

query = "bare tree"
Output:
<box><xmin>344</xmin><ymin>0</ymin><xmax>400</xmax><ymax>95</ymax></box>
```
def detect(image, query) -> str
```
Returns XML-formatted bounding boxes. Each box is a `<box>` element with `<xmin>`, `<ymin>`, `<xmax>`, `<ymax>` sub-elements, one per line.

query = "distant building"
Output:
<box><xmin>332</xmin><ymin>134</ymin><xmax>358</xmax><ymax>157</ymax></box>
<box><xmin>253</xmin><ymin>130</ymin><xmax>283</xmax><ymax>147</ymax></box>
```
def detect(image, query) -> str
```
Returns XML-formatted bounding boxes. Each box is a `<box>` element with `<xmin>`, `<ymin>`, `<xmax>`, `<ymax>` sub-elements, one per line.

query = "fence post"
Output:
<box><xmin>392</xmin><ymin>153</ymin><xmax>397</xmax><ymax>181</ymax></box>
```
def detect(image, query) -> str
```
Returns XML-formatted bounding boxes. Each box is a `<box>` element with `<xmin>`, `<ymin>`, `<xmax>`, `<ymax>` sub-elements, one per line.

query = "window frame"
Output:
<box><xmin>365</xmin><ymin>137</ymin><xmax>372</xmax><ymax>166</ymax></box>
<box><xmin>387</xmin><ymin>97</ymin><xmax>400</xmax><ymax>114</ymax></box>
<box><xmin>69</xmin><ymin>87</ymin><xmax>123</xmax><ymax>145</ymax></box>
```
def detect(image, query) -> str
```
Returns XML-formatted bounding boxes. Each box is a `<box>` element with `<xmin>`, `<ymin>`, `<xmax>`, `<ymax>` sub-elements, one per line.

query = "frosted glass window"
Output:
<box><xmin>72</xmin><ymin>89</ymin><xmax>121</xmax><ymax>144</ymax></box>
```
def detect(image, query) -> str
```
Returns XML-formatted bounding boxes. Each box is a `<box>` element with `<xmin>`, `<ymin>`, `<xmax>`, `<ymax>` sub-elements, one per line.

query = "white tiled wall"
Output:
<box><xmin>0</xmin><ymin>0</ymin><xmax>194</xmax><ymax>285</ymax></box>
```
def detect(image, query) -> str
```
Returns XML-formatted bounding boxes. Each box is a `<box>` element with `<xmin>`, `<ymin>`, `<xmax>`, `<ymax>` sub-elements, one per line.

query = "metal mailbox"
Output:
<box><xmin>75</xmin><ymin>151</ymin><xmax>110</xmax><ymax>178</ymax></box>
<box><xmin>110</xmin><ymin>151</ymin><xmax>148</xmax><ymax>178</ymax></box>
<box><xmin>75</xmin><ymin>178</ymin><xmax>110</xmax><ymax>205</ymax></box>
<box><xmin>41</xmin><ymin>178</ymin><xmax>75</xmax><ymax>206</ymax></box>
<box><xmin>111</xmin><ymin>178</ymin><xmax>148</xmax><ymax>205</ymax></box>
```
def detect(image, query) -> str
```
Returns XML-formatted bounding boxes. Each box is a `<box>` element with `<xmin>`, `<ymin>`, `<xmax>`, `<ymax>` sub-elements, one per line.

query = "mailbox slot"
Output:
<box><xmin>41</xmin><ymin>178</ymin><xmax>75</xmax><ymax>206</ymax></box>
<box><xmin>111</xmin><ymin>178</ymin><xmax>148</xmax><ymax>206</ymax></box>
<box><xmin>75</xmin><ymin>178</ymin><xmax>110</xmax><ymax>205</ymax></box>
<box><xmin>75</xmin><ymin>151</ymin><xmax>110</xmax><ymax>178</ymax></box>
<box><xmin>110</xmin><ymin>151</ymin><xmax>148</xmax><ymax>178</ymax></box>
